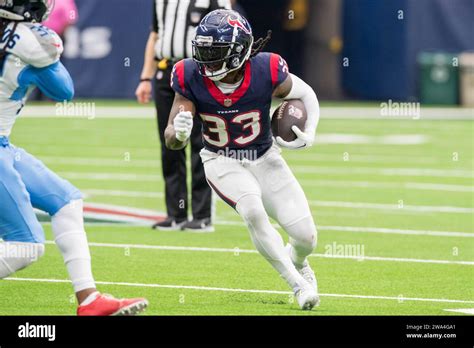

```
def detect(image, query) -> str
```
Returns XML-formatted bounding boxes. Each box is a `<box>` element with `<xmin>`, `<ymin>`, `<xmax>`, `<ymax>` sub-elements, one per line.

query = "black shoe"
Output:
<box><xmin>181</xmin><ymin>218</ymin><xmax>214</xmax><ymax>233</ymax></box>
<box><xmin>152</xmin><ymin>217</ymin><xmax>187</xmax><ymax>231</ymax></box>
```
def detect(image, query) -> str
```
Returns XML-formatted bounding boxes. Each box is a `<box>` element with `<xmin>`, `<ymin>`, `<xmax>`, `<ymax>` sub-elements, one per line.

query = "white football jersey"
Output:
<box><xmin>0</xmin><ymin>22</ymin><xmax>63</xmax><ymax>136</ymax></box>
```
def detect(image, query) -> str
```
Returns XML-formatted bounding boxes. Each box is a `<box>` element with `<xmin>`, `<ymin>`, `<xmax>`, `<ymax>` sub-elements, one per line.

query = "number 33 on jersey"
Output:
<box><xmin>171</xmin><ymin>52</ymin><xmax>289</xmax><ymax>159</ymax></box>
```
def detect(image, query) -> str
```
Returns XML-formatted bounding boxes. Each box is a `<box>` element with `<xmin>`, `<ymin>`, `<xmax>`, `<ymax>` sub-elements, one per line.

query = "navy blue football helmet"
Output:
<box><xmin>0</xmin><ymin>0</ymin><xmax>54</xmax><ymax>22</ymax></box>
<box><xmin>192</xmin><ymin>9</ymin><xmax>254</xmax><ymax>81</ymax></box>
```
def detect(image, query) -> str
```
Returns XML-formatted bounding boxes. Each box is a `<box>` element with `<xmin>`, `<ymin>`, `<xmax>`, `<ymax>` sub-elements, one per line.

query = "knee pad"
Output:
<box><xmin>236</xmin><ymin>195</ymin><xmax>287</xmax><ymax>261</ymax></box>
<box><xmin>0</xmin><ymin>242</ymin><xmax>45</xmax><ymax>278</ymax></box>
<box><xmin>284</xmin><ymin>215</ymin><xmax>317</xmax><ymax>252</ymax></box>
<box><xmin>51</xmin><ymin>199</ymin><xmax>90</xmax><ymax>264</ymax></box>
<box><xmin>236</xmin><ymin>195</ymin><xmax>267</xmax><ymax>227</ymax></box>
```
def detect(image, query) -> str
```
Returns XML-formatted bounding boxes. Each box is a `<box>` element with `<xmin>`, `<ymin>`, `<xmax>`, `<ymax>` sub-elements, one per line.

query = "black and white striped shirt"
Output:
<box><xmin>152</xmin><ymin>0</ymin><xmax>232</xmax><ymax>60</ymax></box>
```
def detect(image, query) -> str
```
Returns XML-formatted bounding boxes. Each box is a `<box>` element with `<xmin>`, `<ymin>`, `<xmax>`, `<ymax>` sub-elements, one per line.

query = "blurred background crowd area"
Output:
<box><xmin>48</xmin><ymin>0</ymin><xmax>474</xmax><ymax>105</ymax></box>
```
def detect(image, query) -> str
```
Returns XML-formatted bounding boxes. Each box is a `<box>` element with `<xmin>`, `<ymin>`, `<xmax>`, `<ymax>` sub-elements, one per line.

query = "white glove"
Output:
<box><xmin>276</xmin><ymin>125</ymin><xmax>315</xmax><ymax>150</ymax></box>
<box><xmin>173</xmin><ymin>111</ymin><xmax>193</xmax><ymax>142</ymax></box>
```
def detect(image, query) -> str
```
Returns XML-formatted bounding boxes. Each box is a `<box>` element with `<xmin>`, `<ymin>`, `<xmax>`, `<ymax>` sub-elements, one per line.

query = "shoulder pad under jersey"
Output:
<box><xmin>6</xmin><ymin>22</ymin><xmax>63</xmax><ymax>68</ymax></box>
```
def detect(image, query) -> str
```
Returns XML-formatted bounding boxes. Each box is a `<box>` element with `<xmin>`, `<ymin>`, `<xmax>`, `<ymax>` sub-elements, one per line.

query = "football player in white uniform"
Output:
<box><xmin>0</xmin><ymin>0</ymin><xmax>148</xmax><ymax>315</ymax></box>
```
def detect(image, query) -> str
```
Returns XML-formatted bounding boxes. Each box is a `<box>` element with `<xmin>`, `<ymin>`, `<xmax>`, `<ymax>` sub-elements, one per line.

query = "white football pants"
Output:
<box><xmin>202</xmin><ymin>144</ymin><xmax>317</xmax><ymax>291</ymax></box>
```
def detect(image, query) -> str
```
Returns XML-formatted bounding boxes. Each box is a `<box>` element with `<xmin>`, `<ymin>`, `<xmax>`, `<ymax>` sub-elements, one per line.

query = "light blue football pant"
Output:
<box><xmin>0</xmin><ymin>136</ymin><xmax>82</xmax><ymax>243</ymax></box>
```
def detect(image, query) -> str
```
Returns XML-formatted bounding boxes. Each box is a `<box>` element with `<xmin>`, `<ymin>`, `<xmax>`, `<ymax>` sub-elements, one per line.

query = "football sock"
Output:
<box><xmin>80</xmin><ymin>291</ymin><xmax>100</xmax><ymax>306</ymax></box>
<box><xmin>236</xmin><ymin>195</ymin><xmax>307</xmax><ymax>291</ymax></box>
<box><xmin>0</xmin><ymin>242</ymin><xmax>44</xmax><ymax>278</ymax></box>
<box><xmin>283</xmin><ymin>216</ymin><xmax>317</xmax><ymax>269</ymax></box>
<box><xmin>51</xmin><ymin>199</ymin><xmax>96</xmax><ymax>293</ymax></box>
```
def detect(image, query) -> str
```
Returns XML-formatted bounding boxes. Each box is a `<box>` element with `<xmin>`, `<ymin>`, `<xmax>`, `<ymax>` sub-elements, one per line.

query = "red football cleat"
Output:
<box><xmin>77</xmin><ymin>293</ymin><xmax>148</xmax><ymax>316</ymax></box>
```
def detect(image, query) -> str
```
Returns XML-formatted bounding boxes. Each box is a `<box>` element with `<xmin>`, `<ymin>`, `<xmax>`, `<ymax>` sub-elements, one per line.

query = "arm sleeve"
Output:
<box><xmin>269</xmin><ymin>53</ymin><xmax>290</xmax><ymax>89</ymax></box>
<box><xmin>17</xmin><ymin>62</ymin><xmax>74</xmax><ymax>101</ymax></box>
<box><xmin>284</xmin><ymin>73</ymin><xmax>319</xmax><ymax>133</ymax></box>
<box><xmin>170</xmin><ymin>60</ymin><xmax>195</xmax><ymax>103</ymax></box>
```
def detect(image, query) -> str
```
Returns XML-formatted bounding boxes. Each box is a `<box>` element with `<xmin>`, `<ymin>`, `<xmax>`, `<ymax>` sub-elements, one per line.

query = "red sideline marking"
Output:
<box><xmin>84</xmin><ymin>206</ymin><xmax>165</xmax><ymax>222</ymax></box>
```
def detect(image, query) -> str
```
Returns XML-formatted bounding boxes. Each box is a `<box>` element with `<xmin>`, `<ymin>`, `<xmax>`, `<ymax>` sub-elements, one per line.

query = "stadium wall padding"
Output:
<box><xmin>62</xmin><ymin>0</ymin><xmax>153</xmax><ymax>99</ymax></box>
<box><xmin>342</xmin><ymin>0</ymin><xmax>474</xmax><ymax>101</ymax></box>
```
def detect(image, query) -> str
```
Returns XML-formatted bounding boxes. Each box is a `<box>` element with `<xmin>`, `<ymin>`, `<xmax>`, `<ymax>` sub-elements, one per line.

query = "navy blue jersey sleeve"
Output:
<box><xmin>170</xmin><ymin>60</ymin><xmax>196</xmax><ymax>102</ymax></box>
<box><xmin>269</xmin><ymin>53</ymin><xmax>289</xmax><ymax>89</ymax></box>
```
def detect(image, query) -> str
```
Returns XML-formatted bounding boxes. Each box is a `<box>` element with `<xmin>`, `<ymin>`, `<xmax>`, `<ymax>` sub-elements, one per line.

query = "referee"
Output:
<box><xmin>136</xmin><ymin>0</ymin><xmax>232</xmax><ymax>232</ymax></box>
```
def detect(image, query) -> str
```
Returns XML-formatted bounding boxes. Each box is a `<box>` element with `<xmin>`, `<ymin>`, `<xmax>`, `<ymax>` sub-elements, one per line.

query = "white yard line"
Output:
<box><xmin>37</xmin><ymin>195</ymin><xmax>473</xmax><ymax>237</ymax></box>
<box><xmin>402</xmin><ymin>182</ymin><xmax>473</xmax><ymax>192</ymax></box>
<box><xmin>84</xmin><ymin>189</ymin><xmax>164</xmax><ymax>198</ymax></box>
<box><xmin>4</xmin><ymin>277</ymin><xmax>474</xmax><ymax>304</ymax></box>
<box><xmin>55</xmin><ymin>190</ymin><xmax>474</xmax><ymax>236</ymax></box>
<box><xmin>320</xmin><ymin>107</ymin><xmax>474</xmax><ymax>120</ymax></box>
<box><xmin>313</xmin><ymin>134</ymin><xmax>429</xmax><ymax>145</ymax></box>
<box><xmin>316</xmin><ymin>225</ymin><xmax>473</xmax><ymax>238</ymax></box>
<box><xmin>220</xmin><ymin>220</ymin><xmax>473</xmax><ymax>237</ymax></box>
<box><xmin>58</xmin><ymin>172</ymin><xmax>162</xmax><ymax>181</ymax></box>
<box><xmin>443</xmin><ymin>308</ymin><xmax>474</xmax><ymax>315</ymax></box>
<box><xmin>56</xmin><ymin>166</ymin><xmax>473</xmax><ymax>180</ymax></box>
<box><xmin>299</xmin><ymin>180</ymin><xmax>473</xmax><ymax>193</ymax></box>
<box><xmin>285</xmin><ymin>152</ymin><xmax>448</xmax><ymax>165</ymax></box>
<box><xmin>41</xmin><ymin>156</ymin><xmax>160</xmax><ymax>168</ymax></box>
<box><xmin>19</xmin><ymin>105</ymin><xmax>474</xmax><ymax>120</ymax></box>
<box><xmin>33</xmin><ymin>153</ymin><xmax>474</xmax><ymax>192</ymax></box>
<box><xmin>84</xmin><ymin>180</ymin><xmax>473</xmax><ymax>196</ymax></box>
<box><xmin>291</xmin><ymin>166</ymin><xmax>473</xmax><ymax>178</ymax></box>
<box><xmin>77</xmin><ymin>188</ymin><xmax>474</xmax><ymax>214</ymax></box>
<box><xmin>43</xmin><ymin>241</ymin><xmax>474</xmax><ymax>265</ymax></box>
<box><xmin>308</xmin><ymin>200</ymin><xmax>473</xmax><ymax>214</ymax></box>
<box><xmin>41</xmin><ymin>153</ymin><xmax>452</xmax><ymax>166</ymax></box>
<box><xmin>40</xmin><ymin>217</ymin><xmax>474</xmax><ymax>238</ymax></box>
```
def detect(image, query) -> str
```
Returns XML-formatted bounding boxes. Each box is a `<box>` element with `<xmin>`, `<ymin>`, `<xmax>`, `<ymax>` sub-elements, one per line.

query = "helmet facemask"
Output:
<box><xmin>192</xmin><ymin>35</ymin><xmax>253</xmax><ymax>81</ymax></box>
<box><xmin>0</xmin><ymin>0</ymin><xmax>55</xmax><ymax>22</ymax></box>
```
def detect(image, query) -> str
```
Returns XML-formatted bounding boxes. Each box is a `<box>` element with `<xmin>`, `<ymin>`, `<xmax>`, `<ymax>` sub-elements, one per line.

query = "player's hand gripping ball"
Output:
<box><xmin>272</xmin><ymin>100</ymin><xmax>314</xmax><ymax>149</ymax></box>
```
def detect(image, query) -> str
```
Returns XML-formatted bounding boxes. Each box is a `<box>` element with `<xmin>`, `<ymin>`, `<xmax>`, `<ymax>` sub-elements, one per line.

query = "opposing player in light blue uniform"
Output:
<box><xmin>0</xmin><ymin>0</ymin><xmax>147</xmax><ymax>315</ymax></box>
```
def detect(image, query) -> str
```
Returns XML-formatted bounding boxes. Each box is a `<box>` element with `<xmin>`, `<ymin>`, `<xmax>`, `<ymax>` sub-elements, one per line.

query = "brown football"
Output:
<box><xmin>271</xmin><ymin>99</ymin><xmax>307</xmax><ymax>142</ymax></box>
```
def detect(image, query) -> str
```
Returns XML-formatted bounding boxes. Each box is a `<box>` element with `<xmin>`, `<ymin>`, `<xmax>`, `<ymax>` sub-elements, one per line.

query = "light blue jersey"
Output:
<box><xmin>0</xmin><ymin>22</ymin><xmax>81</xmax><ymax>243</ymax></box>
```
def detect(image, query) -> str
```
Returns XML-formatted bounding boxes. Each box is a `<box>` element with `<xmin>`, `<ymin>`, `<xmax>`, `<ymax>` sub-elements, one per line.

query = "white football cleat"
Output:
<box><xmin>286</xmin><ymin>244</ymin><xmax>319</xmax><ymax>290</ymax></box>
<box><xmin>294</xmin><ymin>284</ymin><xmax>320</xmax><ymax>310</ymax></box>
<box><xmin>299</xmin><ymin>260</ymin><xmax>318</xmax><ymax>291</ymax></box>
<box><xmin>286</xmin><ymin>244</ymin><xmax>320</xmax><ymax>309</ymax></box>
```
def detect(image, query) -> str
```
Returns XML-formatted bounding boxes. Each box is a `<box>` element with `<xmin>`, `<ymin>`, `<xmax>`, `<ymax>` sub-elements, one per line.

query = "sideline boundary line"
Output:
<box><xmin>5</xmin><ymin>277</ymin><xmax>474</xmax><ymax>304</ymax></box>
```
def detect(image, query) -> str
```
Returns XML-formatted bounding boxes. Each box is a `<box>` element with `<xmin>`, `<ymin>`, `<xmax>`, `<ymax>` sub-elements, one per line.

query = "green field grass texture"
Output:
<box><xmin>1</xmin><ymin>106</ymin><xmax>473</xmax><ymax>315</ymax></box>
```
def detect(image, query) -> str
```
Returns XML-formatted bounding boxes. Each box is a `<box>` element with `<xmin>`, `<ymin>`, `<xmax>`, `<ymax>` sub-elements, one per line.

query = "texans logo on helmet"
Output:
<box><xmin>227</xmin><ymin>16</ymin><xmax>251</xmax><ymax>35</ymax></box>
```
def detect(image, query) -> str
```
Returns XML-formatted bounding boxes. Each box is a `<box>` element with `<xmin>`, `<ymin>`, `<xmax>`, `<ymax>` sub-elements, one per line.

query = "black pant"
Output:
<box><xmin>153</xmin><ymin>63</ymin><xmax>212</xmax><ymax>220</ymax></box>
